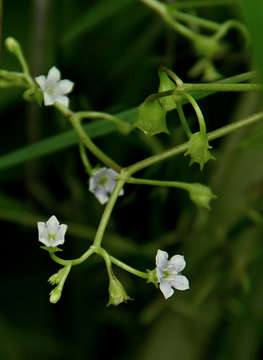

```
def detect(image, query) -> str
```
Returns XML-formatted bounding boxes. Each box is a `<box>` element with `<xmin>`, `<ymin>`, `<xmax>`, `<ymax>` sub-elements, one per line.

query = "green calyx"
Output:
<box><xmin>185</xmin><ymin>131</ymin><xmax>215</xmax><ymax>170</ymax></box>
<box><xmin>158</xmin><ymin>71</ymin><xmax>177</xmax><ymax>111</ymax></box>
<box><xmin>188</xmin><ymin>183</ymin><xmax>217</xmax><ymax>210</ymax></box>
<box><xmin>146</xmin><ymin>269</ymin><xmax>158</xmax><ymax>288</ymax></box>
<box><xmin>107</xmin><ymin>273</ymin><xmax>131</xmax><ymax>306</ymax></box>
<box><xmin>135</xmin><ymin>95</ymin><xmax>169</xmax><ymax>136</ymax></box>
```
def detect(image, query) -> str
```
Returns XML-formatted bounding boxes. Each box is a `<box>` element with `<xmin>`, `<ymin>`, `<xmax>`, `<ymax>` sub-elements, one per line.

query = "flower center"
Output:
<box><xmin>98</xmin><ymin>176</ymin><xmax>108</xmax><ymax>186</ymax></box>
<box><xmin>48</xmin><ymin>233</ymin><xmax>56</xmax><ymax>241</ymax></box>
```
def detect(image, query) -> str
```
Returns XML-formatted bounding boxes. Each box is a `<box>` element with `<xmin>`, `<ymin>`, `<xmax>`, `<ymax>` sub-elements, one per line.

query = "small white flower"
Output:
<box><xmin>156</xmin><ymin>249</ymin><xmax>189</xmax><ymax>299</ymax></box>
<box><xmin>37</xmin><ymin>215</ymin><xmax>67</xmax><ymax>247</ymax></box>
<box><xmin>89</xmin><ymin>167</ymin><xmax>124</xmax><ymax>205</ymax></box>
<box><xmin>35</xmin><ymin>66</ymin><xmax>74</xmax><ymax>107</ymax></box>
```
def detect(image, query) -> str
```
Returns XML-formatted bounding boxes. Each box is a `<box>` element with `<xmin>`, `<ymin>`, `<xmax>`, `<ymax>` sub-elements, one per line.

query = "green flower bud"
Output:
<box><xmin>5</xmin><ymin>37</ymin><xmax>21</xmax><ymax>54</ymax></box>
<box><xmin>188</xmin><ymin>183</ymin><xmax>217</xmax><ymax>210</ymax></box>
<box><xmin>158</xmin><ymin>71</ymin><xmax>177</xmax><ymax>111</ymax></box>
<box><xmin>135</xmin><ymin>95</ymin><xmax>169</xmax><ymax>136</ymax></box>
<box><xmin>185</xmin><ymin>131</ymin><xmax>215</xmax><ymax>170</ymax></box>
<box><xmin>49</xmin><ymin>287</ymin><xmax>62</xmax><ymax>304</ymax></box>
<box><xmin>107</xmin><ymin>274</ymin><xmax>131</xmax><ymax>307</ymax></box>
<box><xmin>48</xmin><ymin>267</ymin><xmax>68</xmax><ymax>286</ymax></box>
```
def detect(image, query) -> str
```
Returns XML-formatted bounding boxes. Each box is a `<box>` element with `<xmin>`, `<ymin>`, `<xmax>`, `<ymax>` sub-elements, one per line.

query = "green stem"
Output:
<box><xmin>182</xmin><ymin>92</ymin><xmax>207</xmax><ymax>133</ymax></box>
<box><xmin>49</xmin><ymin>245</ymin><xmax>96</xmax><ymax>266</ymax></box>
<box><xmin>177</xmin><ymin>104</ymin><xmax>192</xmax><ymax>138</ymax></box>
<box><xmin>93</xmin><ymin>175</ymin><xmax>127</xmax><ymax>248</ymax></box>
<box><xmin>75</xmin><ymin>111</ymin><xmax>131</xmax><ymax>134</ymax></box>
<box><xmin>169</xmin><ymin>0</ymin><xmax>237</xmax><ymax>9</ymax></box>
<box><xmin>125</xmin><ymin>111</ymin><xmax>263</xmax><ymax>175</ymax></box>
<box><xmin>171</xmin><ymin>10</ymin><xmax>220</xmax><ymax>32</ymax></box>
<box><xmin>128</xmin><ymin>177</ymin><xmax>194</xmax><ymax>191</ymax></box>
<box><xmin>140</xmin><ymin>0</ymin><xmax>198</xmax><ymax>41</ymax></box>
<box><xmin>109</xmin><ymin>254</ymin><xmax>148</xmax><ymax>279</ymax></box>
<box><xmin>79</xmin><ymin>143</ymin><xmax>93</xmax><ymax>175</ymax></box>
<box><xmin>55</xmin><ymin>103</ymin><xmax>122</xmax><ymax>172</ymax></box>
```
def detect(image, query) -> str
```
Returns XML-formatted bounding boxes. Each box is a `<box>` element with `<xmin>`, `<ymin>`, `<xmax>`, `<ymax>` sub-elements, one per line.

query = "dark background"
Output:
<box><xmin>1</xmin><ymin>0</ymin><xmax>263</xmax><ymax>359</ymax></box>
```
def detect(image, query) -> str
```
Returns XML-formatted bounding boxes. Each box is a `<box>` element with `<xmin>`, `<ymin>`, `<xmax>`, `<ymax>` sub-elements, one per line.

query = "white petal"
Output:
<box><xmin>55</xmin><ymin>224</ymin><xmax>67</xmax><ymax>245</ymax></box>
<box><xmin>169</xmin><ymin>255</ymin><xmax>186</xmax><ymax>272</ymax></box>
<box><xmin>94</xmin><ymin>189</ymin><xmax>109</xmax><ymax>204</ymax></box>
<box><xmin>119</xmin><ymin>188</ymin><xmax>124</xmax><ymax>196</ymax></box>
<box><xmin>47</xmin><ymin>215</ymin><xmax>59</xmax><ymax>233</ymax></box>
<box><xmin>37</xmin><ymin>222</ymin><xmax>45</xmax><ymax>235</ymax></box>
<box><xmin>89</xmin><ymin>177</ymin><xmax>96</xmax><ymax>192</ymax></box>
<box><xmin>159</xmin><ymin>280</ymin><xmax>174</xmax><ymax>299</ymax></box>
<box><xmin>54</xmin><ymin>95</ymin><xmax>69</xmax><ymax>107</ymax></box>
<box><xmin>156</xmin><ymin>249</ymin><xmax>168</xmax><ymax>268</ymax></box>
<box><xmin>56</xmin><ymin>80</ymin><xmax>74</xmax><ymax>95</ymax></box>
<box><xmin>171</xmin><ymin>275</ymin><xmax>189</xmax><ymax>291</ymax></box>
<box><xmin>43</xmin><ymin>92</ymin><xmax>55</xmax><ymax>106</ymax></box>
<box><xmin>35</xmin><ymin>75</ymin><xmax>46</xmax><ymax>89</ymax></box>
<box><xmin>39</xmin><ymin>237</ymin><xmax>52</xmax><ymax>247</ymax></box>
<box><xmin>47</xmin><ymin>66</ymin><xmax>60</xmax><ymax>83</ymax></box>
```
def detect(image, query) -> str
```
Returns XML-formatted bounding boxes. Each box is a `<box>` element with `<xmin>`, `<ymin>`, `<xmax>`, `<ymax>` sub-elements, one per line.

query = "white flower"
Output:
<box><xmin>156</xmin><ymin>249</ymin><xmax>189</xmax><ymax>299</ymax></box>
<box><xmin>37</xmin><ymin>215</ymin><xmax>68</xmax><ymax>247</ymax></box>
<box><xmin>89</xmin><ymin>167</ymin><xmax>124</xmax><ymax>205</ymax></box>
<box><xmin>35</xmin><ymin>66</ymin><xmax>74</xmax><ymax>107</ymax></box>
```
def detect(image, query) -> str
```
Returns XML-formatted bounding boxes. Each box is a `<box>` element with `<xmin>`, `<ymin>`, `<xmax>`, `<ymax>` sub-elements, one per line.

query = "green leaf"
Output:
<box><xmin>0</xmin><ymin>107</ymin><xmax>137</xmax><ymax>171</ymax></box>
<box><xmin>135</xmin><ymin>96</ymin><xmax>169</xmax><ymax>136</ymax></box>
<box><xmin>63</xmin><ymin>0</ymin><xmax>135</xmax><ymax>43</ymax></box>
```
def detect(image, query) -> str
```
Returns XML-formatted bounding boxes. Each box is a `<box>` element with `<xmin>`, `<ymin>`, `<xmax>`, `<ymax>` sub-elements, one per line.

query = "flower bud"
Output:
<box><xmin>5</xmin><ymin>37</ymin><xmax>21</xmax><ymax>55</ymax></box>
<box><xmin>188</xmin><ymin>183</ymin><xmax>217</xmax><ymax>210</ymax></box>
<box><xmin>107</xmin><ymin>274</ymin><xmax>131</xmax><ymax>306</ymax></box>
<box><xmin>185</xmin><ymin>131</ymin><xmax>215</xmax><ymax>170</ymax></box>
<box><xmin>49</xmin><ymin>287</ymin><xmax>62</xmax><ymax>304</ymax></box>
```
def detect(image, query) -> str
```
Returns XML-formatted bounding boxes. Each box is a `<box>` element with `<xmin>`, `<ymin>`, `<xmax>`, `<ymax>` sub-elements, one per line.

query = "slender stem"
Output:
<box><xmin>183</xmin><ymin>92</ymin><xmax>206</xmax><ymax>133</ymax></box>
<box><xmin>93</xmin><ymin>175</ymin><xmax>127</xmax><ymax>248</ymax></box>
<box><xmin>109</xmin><ymin>255</ymin><xmax>148</xmax><ymax>279</ymax></box>
<box><xmin>125</xmin><ymin>111</ymin><xmax>263</xmax><ymax>175</ymax></box>
<box><xmin>169</xmin><ymin>0</ymin><xmax>237</xmax><ymax>9</ymax></box>
<box><xmin>127</xmin><ymin>177</ymin><xmax>194</xmax><ymax>191</ymax></box>
<box><xmin>75</xmin><ymin>111</ymin><xmax>131</xmax><ymax>134</ymax></box>
<box><xmin>171</xmin><ymin>10</ymin><xmax>220</xmax><ymax>32</ymax></box>
<box><xmin>79</xmin><ymin>143</ymin><xmax>93</xmax><ymax>175</ymax></box>
<box><xmin>49</xmin><ymin>245</ymin><xmax>96</xmax><ymax>266</ymax></box>
<box><xmin>54</xmin><ymin>103</ymin><xmax>122</xmax><ymax>172</ymax></box>
<box><xmin>177</xmin><ymin>104</ymin><xmax>192</xmax><ymax>138</ymax></box>
<box><xmin>140</xmin><ymin>0</ymin><xmax>198</xmax><ymax>41</ymax></box>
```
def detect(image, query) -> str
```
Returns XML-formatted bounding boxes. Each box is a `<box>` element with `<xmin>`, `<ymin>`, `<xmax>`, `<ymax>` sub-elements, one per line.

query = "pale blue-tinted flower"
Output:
<box><xmin>35</xmin><ymin>66</ymin><xmax>74</xmax><ymax>107</ymax></box>
<box><xmin>38</xmin><ymin>215</ymin><xmax>67</xmax><ymax>247</ymax></box>
<box><xmin>89</xmin><ymin>167</ymin><xmax>124</xmax><ymax>205</ymax></box>
<box><xmin>156</xmin><ymin>249</ymin><xmax>189</xmax><ymax>299</ymax></box>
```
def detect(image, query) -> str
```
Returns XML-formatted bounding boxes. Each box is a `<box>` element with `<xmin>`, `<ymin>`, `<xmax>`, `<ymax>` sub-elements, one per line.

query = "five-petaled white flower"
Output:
<box><xmin>89</xmin><ymin>167</ymin><xmax>124</xmax><ymax>205</ymax></box>
<box><xmin>37</xmin><ymin>215</ymin><xmax>68</xmax><ymax>247</ymax></box>
<box><xmin>156</xmin><ymin>249</ymin><xmax>189</xmax><ymax>299</ymax></box>
<box><xmin>35</xmin><ymin>66</ymin><xmax>74</xmax><ymax>107</ymax></box>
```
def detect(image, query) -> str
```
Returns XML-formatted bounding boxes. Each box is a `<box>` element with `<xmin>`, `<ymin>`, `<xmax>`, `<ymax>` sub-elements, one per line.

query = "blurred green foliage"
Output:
<box><xmin>1</xmin><ymin>0</ymin><xmax>263</xmax><ymax>359</ymax></box>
